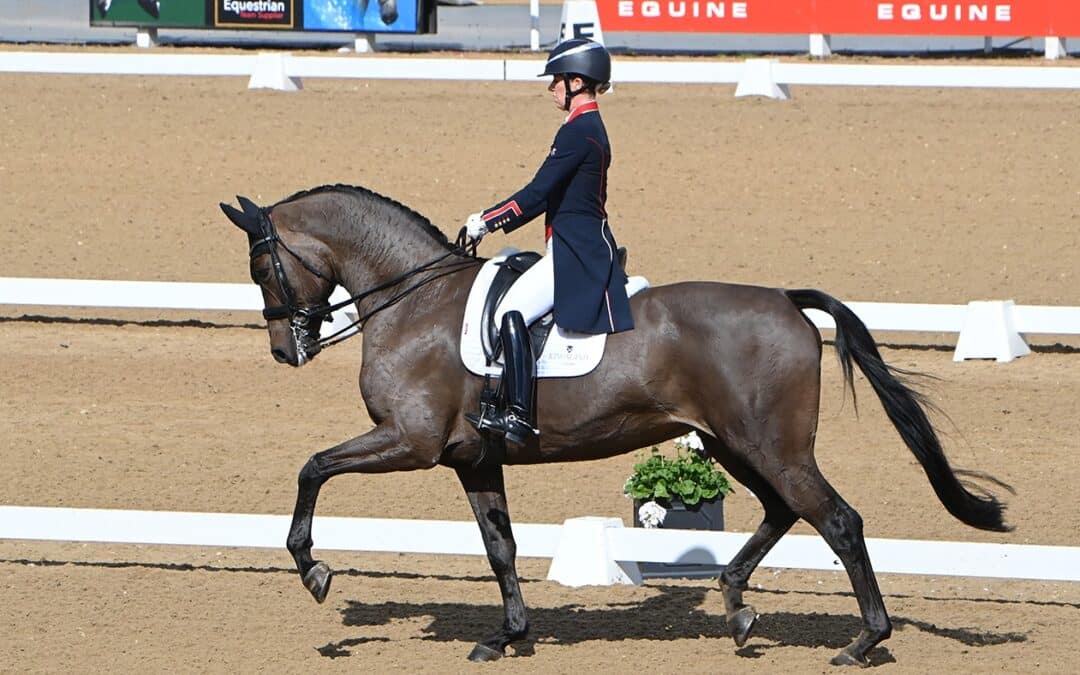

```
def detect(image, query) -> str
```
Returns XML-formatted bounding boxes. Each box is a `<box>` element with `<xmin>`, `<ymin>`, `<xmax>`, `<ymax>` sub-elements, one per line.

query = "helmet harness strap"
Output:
<box><xmin>561</xmin><ymin>74</ymin><xmax>591</xmax><ymax>112</ymax></box>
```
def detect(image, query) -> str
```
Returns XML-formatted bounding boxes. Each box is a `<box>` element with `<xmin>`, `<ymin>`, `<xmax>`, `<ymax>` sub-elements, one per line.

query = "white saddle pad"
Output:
<box><xmin>460</xmin><ymin>251</ymin><xmax>649</xmax><ymax>378</ymax></box>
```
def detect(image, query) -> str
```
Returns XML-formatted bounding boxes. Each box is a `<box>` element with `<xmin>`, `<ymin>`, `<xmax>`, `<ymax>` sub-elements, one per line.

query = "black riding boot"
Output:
<box><xmin>466</xmin><ymin>311</ymin><xmax>539</xmax><ymax>449</ymax></box>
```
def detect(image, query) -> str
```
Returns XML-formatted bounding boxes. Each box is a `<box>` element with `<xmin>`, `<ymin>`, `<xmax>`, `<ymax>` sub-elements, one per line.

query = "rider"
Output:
<box><xmin>463</xmin><ymin>38</ymin><xmax>634</xmax><ymax>449</ymax></box>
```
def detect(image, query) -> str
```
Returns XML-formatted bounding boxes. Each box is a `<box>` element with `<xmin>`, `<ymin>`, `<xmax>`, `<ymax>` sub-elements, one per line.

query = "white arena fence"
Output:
<box><xmin>2</xmin><ymin>51</ymin><xmax>1080</xmax><ymax>96</ymax></box>
<box><xmin>3</xmin><ymin>279</ymin><xmax>1079</xmax><ymax>583</ymax></box>
<box><xmin>3</xmin><ymin>506</ymin><xmax>1079</xmax><ymax>587</ymax></box>
<box><xmin>3</xmin><ymin>276</ymin><xmax>1079</xmax><ymax>362</ymax></box>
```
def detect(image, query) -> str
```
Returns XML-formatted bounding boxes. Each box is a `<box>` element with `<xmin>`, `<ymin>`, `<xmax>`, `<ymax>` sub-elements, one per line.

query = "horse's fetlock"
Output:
<box><xmin>720</xmin><ymin>569</ymin><xmax>748</xmax><ymax>592</ymax></box>
<box><xmin>285</xmin><ymin>532</ymin><xmax>310</xmax><ymax>554</ymax></box>
<box><xmin>509</xmin><ymin>620</ymin><xmax>529</xmax><ymax>640</ymax></box>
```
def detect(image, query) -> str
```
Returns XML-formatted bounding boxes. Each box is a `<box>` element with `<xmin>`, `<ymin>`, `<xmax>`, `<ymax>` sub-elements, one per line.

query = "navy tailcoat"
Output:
<box><xmin>481</xmin><ymin>101</ymin><xmax>634</xmax><ymax>335</ymax></box>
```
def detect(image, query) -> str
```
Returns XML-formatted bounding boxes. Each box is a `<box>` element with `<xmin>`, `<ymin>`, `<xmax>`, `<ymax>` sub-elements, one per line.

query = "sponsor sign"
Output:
<box><xmin>596</xmin><ymin>1</ymin><xmax>1080</xmax><ymax>36</ymax></box>
<box><xmin>91</xmin><ymin>0</ymin><xmax>436</xmax><ymax>33</ymax></box>
<box><xmin>302</xmin><ymin>0</ymin><xmax>421</xmax><ymax>33</ymax></box>
<box><xmin>214</xmin><ymin>0</ymin><xmax>296</xmax><ymax>29</ymax></box>
<box><xmin>90</xmin><ymin>0</ymin><xmax>206</xmax><ymax>28</ymax></box>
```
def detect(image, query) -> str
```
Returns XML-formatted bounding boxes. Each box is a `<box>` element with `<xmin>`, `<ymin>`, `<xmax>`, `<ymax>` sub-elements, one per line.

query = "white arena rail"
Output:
<box><xmin>0</xmin><ymin>277</ymin><xmax>362</xmax><ymax>338</ymax></box>
<box><xmin>3</xmin><ymin>276</ymin><xmax>1079</xmax><ymax>362</ymax></box>
<box><xmin>2</xmin><ymin>506</ymin><xmax>1078</xmax><ymax>587</ymax></box>
<box><xmin>3</xmin><ymin>51</ymin><xmax>1080</xmax><ymax>95</ymax></box>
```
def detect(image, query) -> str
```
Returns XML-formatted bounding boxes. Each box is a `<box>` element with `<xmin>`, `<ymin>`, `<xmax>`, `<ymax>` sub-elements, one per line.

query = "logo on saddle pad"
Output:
<box><xmin>460</xmin><ymin>250</ymin><xmax>649</xmax><ymax>378</ymax></box>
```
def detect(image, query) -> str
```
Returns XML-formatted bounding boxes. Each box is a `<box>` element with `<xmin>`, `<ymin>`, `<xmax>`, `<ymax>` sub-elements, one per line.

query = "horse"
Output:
<box><xmin>219</xmin><ymin>184</ymin><xmax>1011</xmax><ymax>666</ymax></box>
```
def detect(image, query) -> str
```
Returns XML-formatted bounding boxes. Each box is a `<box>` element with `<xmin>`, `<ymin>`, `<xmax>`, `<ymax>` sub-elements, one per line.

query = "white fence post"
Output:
<box><xmin>353</xmin><ymin>32</ymin><xmax>377</xmax><ymax>53</ymax></box>
<box><xmin>1045</xmin><ymin>37</ymin><xmax>1068</xmax><ymax>60</ymax></box>
<box><xmin>135</xmin><ymin>27</ymin><xmax>157</xmax><ymax>49</ymax></box>
<box><xmin>953</xmin><ymin>300</ymin><xmax>1031</xmax><ymax>363</ymax></box>
<box><xmin>809</xmin><ymin>33</ymin><xmax>832</xmax><ymax>59</ymax></box>
<box><xmin>735</xmin><ymin>59</ymin><xmax>791</xmax><ymax>99</ymax></box>
<box><xmin>248</xmin><ymin>52</ymin><xmax>302</xmax><ymax>91</ymax></box>
<box><xmin>546</xmin><ymin>517</ymin><xmax>642</xmax><ymax>586</ymax></box>
<box><xmin>530</xmin><ymin>0</ymin><xmax>541</xmax><ymax>51</ymax></box>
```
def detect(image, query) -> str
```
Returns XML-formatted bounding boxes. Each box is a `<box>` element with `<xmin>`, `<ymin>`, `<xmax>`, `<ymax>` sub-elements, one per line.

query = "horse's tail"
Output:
<box><xmin>786</xmin><ymin>288</ymin><xmax>1012</xmax><ymax>532</ymax></box>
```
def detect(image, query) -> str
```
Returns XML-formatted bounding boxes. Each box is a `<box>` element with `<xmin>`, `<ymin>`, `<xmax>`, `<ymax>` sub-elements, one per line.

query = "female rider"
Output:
<box><xmin>463</xmin><ymin>38</ymin><xmax>634</xmax><ymax>449</ymax></box>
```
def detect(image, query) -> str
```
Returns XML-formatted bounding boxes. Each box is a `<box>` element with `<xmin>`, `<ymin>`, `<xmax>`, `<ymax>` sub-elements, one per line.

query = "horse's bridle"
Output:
<box><xmin>249</xmin><ymin>206</ymin><xmax>482</xmax><ymax>351</ymax></box>
<box><xmin>249</xmin><ymin>208</ymin><xmax>333</xmax><ymax>328</ymax></box>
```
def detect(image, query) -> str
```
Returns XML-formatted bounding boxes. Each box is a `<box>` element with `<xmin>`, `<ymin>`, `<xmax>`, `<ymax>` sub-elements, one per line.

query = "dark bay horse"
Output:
<box><xmin>220</xmin><ymin>184</ymin><xmax>1010</xmax><ymax>666</ymax></box>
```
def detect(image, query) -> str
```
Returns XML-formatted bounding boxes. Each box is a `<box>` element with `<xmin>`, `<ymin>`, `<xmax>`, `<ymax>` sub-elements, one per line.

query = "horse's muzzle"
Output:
<box><xmin>271</xmin><ymin>346</ymin><xmax>294</xmax><ymax>365</ymax></box>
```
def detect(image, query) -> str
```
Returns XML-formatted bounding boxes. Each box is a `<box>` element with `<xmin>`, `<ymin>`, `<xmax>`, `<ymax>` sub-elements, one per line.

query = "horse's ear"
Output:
<box><xmin>237</xmin><ymin>195</ymin><xmax>262</xmax><ymax>220</ymax></box>
<box><xmin>220</xmin><ymin>201</ymin><xmax>261</xmax><ymax>236</ymax></box>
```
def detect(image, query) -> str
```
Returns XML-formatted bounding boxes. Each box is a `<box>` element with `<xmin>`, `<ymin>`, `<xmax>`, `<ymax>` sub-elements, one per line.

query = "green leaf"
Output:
<box><xmin>623</xmin><ymin>443</ymin><xmax>734</xmax><ymax>504</ymax></box>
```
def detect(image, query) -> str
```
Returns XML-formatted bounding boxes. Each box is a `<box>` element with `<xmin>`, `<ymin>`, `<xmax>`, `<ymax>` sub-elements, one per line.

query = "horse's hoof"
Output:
<box><xmin>302</xmin><ymin>562</ymin><xmax>333</xmax><ymax>604</ymax></box>
<box><xmin>830</xmin><ymin>650</ymin><xmax>870</xmax><ymax>667</ymax></box>
<box><xmin>467</xmin><ymin>644</ymin><xmax>504</xmax><ymax>662</ymax></box>
<box><xmin>728</xmin><ymin>605</ymin><xmax>758</xmax><ymax>647</ymax></box>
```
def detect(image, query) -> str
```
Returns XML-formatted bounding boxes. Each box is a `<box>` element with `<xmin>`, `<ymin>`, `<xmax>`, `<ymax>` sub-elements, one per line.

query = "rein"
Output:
<box><xmin>252</xmin><ymin>207</ymin><xmax>482</xmax><ymax>351</ymax></box>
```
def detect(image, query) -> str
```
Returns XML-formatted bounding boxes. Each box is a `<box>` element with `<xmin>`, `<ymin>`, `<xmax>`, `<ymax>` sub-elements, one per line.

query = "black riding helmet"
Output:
<box><xmin>539</xmin><ymin>38</ymin><xmax>612</xmax><ymax>111</ymax></box>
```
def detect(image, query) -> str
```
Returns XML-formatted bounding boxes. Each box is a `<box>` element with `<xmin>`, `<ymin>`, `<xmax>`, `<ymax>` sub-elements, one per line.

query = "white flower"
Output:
<box><xmin>638</xmin><ymin>500</ymin><xmax>667</xmax><ymax>529</ymax></box>
<box><xmin>675</xmin><ymin>430</ymin><xmax>704</xmax><ymax>452</ymax></box>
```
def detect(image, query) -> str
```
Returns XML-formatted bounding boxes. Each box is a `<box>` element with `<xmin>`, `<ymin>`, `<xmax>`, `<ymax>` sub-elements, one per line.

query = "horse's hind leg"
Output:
<box><xmin>703</xmin><ymin>439</ymin><xmax>798</xmax><ymax>647</ymax></box>
<box><xmin>455</xmin><ymin>464</ymin><xmax>529</xmax><ymax>661</ymax></box>
<box><xmin>286</xmin><ymin>423</ymin><xmax>438</xmax><ymax>603</ymax></box>
<box><xmin>771</xmin><ymin>462</ymin><xmax>892</xmax><ymax>666</ymax></box>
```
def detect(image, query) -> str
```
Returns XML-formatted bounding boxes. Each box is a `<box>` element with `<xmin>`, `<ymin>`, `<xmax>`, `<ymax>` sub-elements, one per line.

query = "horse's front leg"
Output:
<box><xmin>455</xmin><ymin>464</ymin><xmax>529</xmax><ymax>662</ymax></box>
<box><xmin>286</xmin><ymin>422</ymin><xmax>436</xmax><ymax>603</ymax></box>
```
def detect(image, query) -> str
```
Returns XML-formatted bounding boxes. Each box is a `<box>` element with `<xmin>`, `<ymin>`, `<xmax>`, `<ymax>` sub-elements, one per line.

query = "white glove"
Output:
<box><xmin>464</xmin><ymin>212</ymin><xmax>488</xmax><ymax>241</ymax></box>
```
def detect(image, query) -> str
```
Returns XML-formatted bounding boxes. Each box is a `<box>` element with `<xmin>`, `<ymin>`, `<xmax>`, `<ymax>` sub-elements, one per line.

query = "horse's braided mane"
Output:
<box><xmin>274</xmin><ymin>183</ymin><xmax>452</xmax><ymax>249</ymax></box>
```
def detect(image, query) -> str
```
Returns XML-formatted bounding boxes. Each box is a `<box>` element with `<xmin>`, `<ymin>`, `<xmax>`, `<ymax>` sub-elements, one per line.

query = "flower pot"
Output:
<box><xmin>632</xmin><ymin>496</ymin><xmax>726</xmax><ymax>579</ymax></box>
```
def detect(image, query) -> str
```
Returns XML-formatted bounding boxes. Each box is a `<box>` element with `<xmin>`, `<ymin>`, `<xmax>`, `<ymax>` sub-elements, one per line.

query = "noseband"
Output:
<box><xmin>249</xmin><ymin>207</ymin><xmax>482</xmax><ymax>351</ymax></box>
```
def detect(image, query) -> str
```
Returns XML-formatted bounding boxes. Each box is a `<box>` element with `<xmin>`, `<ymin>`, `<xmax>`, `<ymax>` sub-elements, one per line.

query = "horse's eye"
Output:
<box><xmin>252</xmin><ymin>267</ymin><xmax>273</xmax><ymax>284</ymax></box>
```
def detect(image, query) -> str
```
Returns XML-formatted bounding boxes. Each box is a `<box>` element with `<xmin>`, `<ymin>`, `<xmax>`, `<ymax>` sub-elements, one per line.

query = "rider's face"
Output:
<box><xmin>548</xmin><ymin>75</ymin><xmax>585</xmax><ymax>110</ymax></box>
<box><xmin>548</xmin><ymin>76</ymin><xmax>565</xmax><ymax>109</ymax></box>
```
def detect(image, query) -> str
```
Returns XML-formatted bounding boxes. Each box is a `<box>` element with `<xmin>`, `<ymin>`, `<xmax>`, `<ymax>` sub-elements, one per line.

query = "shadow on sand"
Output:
<box><xmin>325</xmin><ymin>583</ymin><xmax>1027</xmax><ymax>662</ymax></box>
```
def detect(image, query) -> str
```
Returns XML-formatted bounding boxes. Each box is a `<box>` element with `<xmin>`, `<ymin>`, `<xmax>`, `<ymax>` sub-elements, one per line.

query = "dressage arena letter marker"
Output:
<box><xmin>546</xmin><ymin>517</ymin><xmax>642</xmax><ymax>586</ymax></box>
<box><xmin>560</xmin><ymin>0</ymin><xmax>605</xmax><ymax>43</ymax></box>
<box><xmin>734</xmin><ymin>59</ymin><xmax>790</xmax><ymax>99</ymax></box>
<box><xmin>248</xmin><ymin>52</ymin><xmax>302</xmax><ymax>91</ymax></box>
<box><xmin>952</xmin><ymin>300</ymin><xmax>1030</xmax><ymax>362</ymax></box>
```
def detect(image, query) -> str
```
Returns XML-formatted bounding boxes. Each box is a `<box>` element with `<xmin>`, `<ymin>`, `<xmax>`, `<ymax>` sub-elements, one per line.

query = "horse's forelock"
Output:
<box><xmin>274</xmin><ymin>184</ymin><xmax>452</xmax><ymax>249</ymax></box>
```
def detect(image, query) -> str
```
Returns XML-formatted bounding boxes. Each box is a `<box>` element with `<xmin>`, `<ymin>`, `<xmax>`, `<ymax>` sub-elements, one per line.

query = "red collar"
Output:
<box><xmin>565</xmin><ymin>100</ymin><xmax>599</xmax><ymax>124</ymax></box>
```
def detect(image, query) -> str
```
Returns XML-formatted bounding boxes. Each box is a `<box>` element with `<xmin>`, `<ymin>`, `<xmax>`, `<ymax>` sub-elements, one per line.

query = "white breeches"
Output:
<box><xmin>494</xmin><ymin>239</ymin><xmax>554</xmax><ymax>327</ymax></box>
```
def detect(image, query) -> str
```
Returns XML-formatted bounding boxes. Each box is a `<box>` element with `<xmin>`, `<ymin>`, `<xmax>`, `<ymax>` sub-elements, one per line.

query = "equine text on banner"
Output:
<box><xmin>597</xmin><ymin>0</ymin><xmax>1080</xmax><ymax>36</ymax></box>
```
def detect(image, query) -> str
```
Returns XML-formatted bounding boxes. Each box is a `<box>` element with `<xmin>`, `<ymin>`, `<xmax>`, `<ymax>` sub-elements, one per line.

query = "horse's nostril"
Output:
<box><xmin>271</xmin><ymin>348</ymin><xmax>289</xmax><ymax>364</ymax></box>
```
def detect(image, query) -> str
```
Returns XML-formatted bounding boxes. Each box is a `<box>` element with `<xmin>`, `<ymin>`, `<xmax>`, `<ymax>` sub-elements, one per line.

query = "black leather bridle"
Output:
<box><xmin>249</xmin><ymin>209</ymin><xmax>333</xmax><ymax>325</ymax></box>
<box><xmin>249</xmin><ymin>207</ymin><xmax>483</xmax><ymax>351</ymax></box>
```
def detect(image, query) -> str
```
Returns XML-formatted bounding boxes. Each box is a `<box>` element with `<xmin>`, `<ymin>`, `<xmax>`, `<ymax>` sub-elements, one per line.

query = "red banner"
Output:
<box><xmin>596</xmin><ymin>1</ymin><xmax>1080</xmax><ymax>36</ymax></box>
